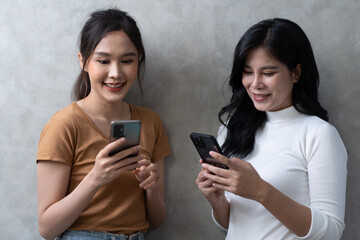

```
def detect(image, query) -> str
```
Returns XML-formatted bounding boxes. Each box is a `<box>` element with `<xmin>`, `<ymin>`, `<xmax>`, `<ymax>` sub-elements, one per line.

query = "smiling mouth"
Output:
<box><xmin>253</xmin><ymin>93</ymin><xmax>270</xmax><ymax>101</ymax></box>
<box><xmin>104</xmin><ymin>82</ymin><xmax>126</xmax><ymax>88</ymax></box>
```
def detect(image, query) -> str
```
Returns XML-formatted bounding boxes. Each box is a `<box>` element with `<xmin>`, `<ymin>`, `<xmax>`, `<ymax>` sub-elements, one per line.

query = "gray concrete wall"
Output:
<box><xmin>0</xmin><ymin>0</ymin><xmax>359</xmax><ymax>239</ymax></box>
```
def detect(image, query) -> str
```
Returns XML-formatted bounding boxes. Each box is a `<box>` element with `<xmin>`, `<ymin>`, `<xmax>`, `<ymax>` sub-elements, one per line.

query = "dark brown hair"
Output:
<box><xmin>72</xmin><ymin>8</ymin><xmax>145</xmax><ymax>100</ymax></box>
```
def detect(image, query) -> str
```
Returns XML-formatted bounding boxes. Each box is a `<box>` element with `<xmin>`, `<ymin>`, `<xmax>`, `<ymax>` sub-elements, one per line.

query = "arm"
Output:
<box><xmin>202</xmin><ymin>152</ymin><xmax>312</xmax><ymax>236</ymax></box>
<box><xmin>37</xmin><ymin>161</ymin><xmax>100</xmax><ymax>239</ymax></box>
<box><xmin>301</xmin><ymin>124</ymin><xmax>347</xmax><ymax>239</ymax></box>
<box><xmin>145</xmin><ymin>158</ymin><xmax>166</xmax><ymax>228</ymax></box>
<box><xmin>196</xmin><ymin>160</ymin><xmax>230</xmax><ymax>229</ymax></box>
<box><xmin>133</xmin><ymin>158</ymin><xmax>166</xmax><ymax>229</ymax></box>
<box><xmin>37</xmin><ymin>139</ymin><xmax>143</xmax><ymax>239</ymax></box>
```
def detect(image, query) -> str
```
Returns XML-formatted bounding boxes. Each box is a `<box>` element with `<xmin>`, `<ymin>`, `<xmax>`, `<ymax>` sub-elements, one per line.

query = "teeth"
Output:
<box><xmin>104</xmin><ymin>82</ymin><xmax>125</xmax><ymax>88</ymax></box>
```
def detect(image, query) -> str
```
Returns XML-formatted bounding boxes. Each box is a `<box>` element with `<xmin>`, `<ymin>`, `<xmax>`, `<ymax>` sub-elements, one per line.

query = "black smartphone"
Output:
<box><xmin>190</xmin><ymin>132</ymin><xmax>229</xmax><ymax>169</ymax></box>
<box><xmin>109</xmin><ymin>120</ymin><xmax>141</xmax><ymax>157</ymax></box>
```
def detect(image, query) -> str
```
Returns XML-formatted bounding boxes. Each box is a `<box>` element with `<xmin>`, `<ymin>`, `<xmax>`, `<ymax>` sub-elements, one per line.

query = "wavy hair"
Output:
<box><xmin>219</xmin><ymin>18</ymin><xmax>328</xmax><ymax>158</ymax></box>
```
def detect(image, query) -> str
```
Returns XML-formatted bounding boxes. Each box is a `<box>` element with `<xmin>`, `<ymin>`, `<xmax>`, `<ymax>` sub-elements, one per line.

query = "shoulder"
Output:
<box><xmin>43</xmin><ymin>103</ymin><xmax>83</xmax><ymax>132</ymax></box>
<box><xmin>130</xmin><ymin>104</ymin><xmax>162</xmax><ymax>123</ymax></box>
<box><xmin>298</xmin><ymin>114</ymin><xmax>347</xmax><ymax>161</ymax></box>
<box><xmin>298</xmin><ymin>114</ymin><xmax>340</xmax><ymax>139</ymax></box>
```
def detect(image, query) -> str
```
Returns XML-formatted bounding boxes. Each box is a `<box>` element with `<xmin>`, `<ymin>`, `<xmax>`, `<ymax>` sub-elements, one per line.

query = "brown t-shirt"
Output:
<box><xmin>37</xmin><ymin>102</ymin><xmax>171</xmax><ymax>235</ymax></box>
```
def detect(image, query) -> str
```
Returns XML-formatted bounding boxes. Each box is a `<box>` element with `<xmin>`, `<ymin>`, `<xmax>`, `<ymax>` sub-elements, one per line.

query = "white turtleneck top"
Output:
<box><xmin>215</xmin><ymin>106</ymin><xmax>347</xmax><ymax>240</ymax></box>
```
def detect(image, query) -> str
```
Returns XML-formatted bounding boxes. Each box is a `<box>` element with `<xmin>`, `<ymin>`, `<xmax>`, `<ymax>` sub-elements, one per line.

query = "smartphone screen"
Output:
<box><xmin>109</xmin><ymin>120</ymin><xmax>141</xmax><ymax>157</ymax></box>
<box><xmin>190</xmin><ymin>132</ymin><xmax>229</xmax><ymax>169</ymax></box>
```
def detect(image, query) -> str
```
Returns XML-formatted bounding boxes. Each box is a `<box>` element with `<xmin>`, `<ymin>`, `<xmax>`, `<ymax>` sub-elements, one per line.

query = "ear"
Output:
<box><xmin>78</xmin><ymin>52</ymin><xmax>87</xmax><ymax>72</ymax></box>
<box><xmin>292</xmin><ymin>64</ymin><xmax>301</xmax><ymax>83</ymax></box>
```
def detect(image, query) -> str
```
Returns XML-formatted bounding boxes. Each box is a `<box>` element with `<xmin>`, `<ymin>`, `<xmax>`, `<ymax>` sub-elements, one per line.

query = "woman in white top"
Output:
<box><xmin>196</xmin><ymin>18</ymin><xmax>347</xmax><ymax>240</ymax></box>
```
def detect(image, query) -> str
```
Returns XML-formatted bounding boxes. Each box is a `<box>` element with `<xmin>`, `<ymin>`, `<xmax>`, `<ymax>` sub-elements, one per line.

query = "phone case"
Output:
<box><xmin>190</xmin><ymin>132</ymin><xmax>229</xmax><ymax>169</ymax></box>
<box><xmin>109</xmin><ymin>120</ymin><xmax>141</xmax><ymax>157</ymax></box>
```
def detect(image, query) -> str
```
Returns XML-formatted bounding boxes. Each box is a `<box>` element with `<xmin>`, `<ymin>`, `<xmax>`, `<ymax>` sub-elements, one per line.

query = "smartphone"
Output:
<box><xmin>109</xmin><ymin>120</ymin><xmax>141</xmax><ymax>157</ymax></box>
<box><xmin>190</xmin><ymin>132</ymin><xmax>229</xmax><ymax>169</ymax></box>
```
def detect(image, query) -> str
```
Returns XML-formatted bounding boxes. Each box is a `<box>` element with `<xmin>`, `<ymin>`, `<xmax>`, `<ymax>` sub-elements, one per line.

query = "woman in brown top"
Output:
<box><xmin>37</xmin><ymin>8</ymin><xmax>170</xmax><ymax>240</ymax></box>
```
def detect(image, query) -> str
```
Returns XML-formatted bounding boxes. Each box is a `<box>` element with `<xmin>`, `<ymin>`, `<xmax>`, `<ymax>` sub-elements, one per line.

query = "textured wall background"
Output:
<box><xmin>0</xmin><ymin>0</ymin><xmax>359</xmax><ymax>239</ymax></box>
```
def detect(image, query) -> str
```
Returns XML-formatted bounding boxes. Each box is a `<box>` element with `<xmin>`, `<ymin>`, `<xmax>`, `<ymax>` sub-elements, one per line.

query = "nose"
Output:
<box><xmin>250</xmin><ymin>74</ymin><xmax>264</xmax><ymax>90</ymax></box>
<box><xmin>109</xmin><ymin>63</ymin><xmax>122</xmax><ymax>79</ymax></box>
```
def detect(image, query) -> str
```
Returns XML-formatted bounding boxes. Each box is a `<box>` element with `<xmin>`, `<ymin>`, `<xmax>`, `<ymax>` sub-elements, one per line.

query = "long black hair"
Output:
<box><xmin>72</xmin><ymin>8</ymin><xmax>146</xmax><ymax>100</ymax></box>
<box><xmin>219</xmin><ymin>18</ymin><xmax>328</xmax><ymax>158</ymax></box>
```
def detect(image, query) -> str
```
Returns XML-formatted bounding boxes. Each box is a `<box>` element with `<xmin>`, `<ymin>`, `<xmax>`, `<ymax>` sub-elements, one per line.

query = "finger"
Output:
<box><xmin>197</xmin><ymin>169</ymin><xmax>210</xmax><ymax>182</ymax></box>
<box><xmin>209</xmin><ymin>151</ymin><xmax>232</xmax><ymax>167</ymax></box>
<box><xmin>111</xmin><ymin>145</ymin><xmax>141</xmax><ymax>161</ymax></box>
<box><xmin>202</xmin><ymin>171</ymin><xmax>230</xmax><ymax>187</ymax></box>
<box><xmin>114</xmin><ymin>161</ymin><xmax>140</xmax><ymax>172</ymax></box>
<box><xmin>100</xmin><ymin>138</ymin><xmax>127</xmax><ymax>157</ymax></box>
<box><xmin>113</xmin><ymin>155</ymin><xmax>142</xmax><ymax>170</ymax></box>
<box><xmin>139</xmin><ymin>171</ymin><xmax>158</xmax><ymax>188</ymax></box>
<box><xmin>211</xmin><ymin>181</ymin><xmax>228</xmax><ymax>191</ymax></box>
<box><xmin>143</xmin><ymin>177</ymin><xmax>159</xmax><ymax>190</ymax></box>
<box><xmin>201</xmin><ymin>163</ymin><xmax>228</xmax><ymax>177</ymax></box>
<box><xmin>137</xmin><ymin>159</ymin><xmax>151</xmax><ymax>167</ymax></box>
<box><xmin>197</xmin><ymin>178</ymin><xmax>214</xmax><ymax>188</ymax></box>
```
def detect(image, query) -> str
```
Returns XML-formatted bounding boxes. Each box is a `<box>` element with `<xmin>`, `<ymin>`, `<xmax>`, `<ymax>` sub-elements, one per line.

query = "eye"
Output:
<box><xmin>97</xmin><ymin>60</ymin><xmax>109</xmax><ymax>64</ymax></box>
<box><xmin>121</xmin><ymin>59</ymin><xmax>134</xmax><ymax>64</ymax></box>
<box><xmin>263</xmin><ymin>72</ymin><xmax>275</xmax><ymax>77</ymax></box>
<box><xmin>243</xmin><ymin>69</ymin><xmax>253</xmax><ymax>75</ymax></box>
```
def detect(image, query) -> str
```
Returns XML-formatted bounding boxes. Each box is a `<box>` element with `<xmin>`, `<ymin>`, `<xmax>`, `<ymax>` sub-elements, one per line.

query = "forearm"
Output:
<box><xmin>259</xmin><ymin>181</ymin><xmax>311</xmax><ymax>237</ymax></box>
<box><xmin>38</xmin><ymin>173</ymin><xmax>100</xmax><ymax>239</ymax></box>
<box><xmin>212</xmin><ymin>197</ymin><xmax>230</xmax><ymax>229</ymax></box>
<box><xmin>145</xmin><ymin>186</ymin><xmax>166</xmax><ymax>229</ymax></box>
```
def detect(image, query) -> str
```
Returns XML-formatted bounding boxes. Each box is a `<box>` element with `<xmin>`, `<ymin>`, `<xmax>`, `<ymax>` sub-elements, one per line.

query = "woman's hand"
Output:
<box><xmin>201</xmin><ymin>151</ymin><xmax>268</xmax><ymax>202</ymax></box>
<box><xmin>196</xmin><ymin>159</ymin><xmax>227</xmax><ymax>207</ymax></box>
<box><xmin>196</xmin><ymin>159</ymin><xmax>231</xmax><ymax>229</ymax></box>
<box><xmin>133</xmin><ymin>159</ymin><xmax>160</xmax><ymax>190</ymax></box>
<box><xmin>89</xmin><ymin>138</ymin><xmax>145</xmax><ymax>188</ymax></box>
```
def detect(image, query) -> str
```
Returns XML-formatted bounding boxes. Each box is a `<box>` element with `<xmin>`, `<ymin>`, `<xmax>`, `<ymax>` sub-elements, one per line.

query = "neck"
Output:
<box><xmin>78</xmin><ymin>93</ymin><xmax>131</xmax><ymax>122</ymax></box>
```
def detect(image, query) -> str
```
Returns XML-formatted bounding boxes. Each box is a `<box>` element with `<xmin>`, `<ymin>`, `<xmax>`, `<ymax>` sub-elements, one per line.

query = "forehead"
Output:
<box><xmin>245</xmin><ymin>47</ymin><xmax>282</xmax><ymax>66</ymax></box>
<box><xmin>94</xmin><ymin>31</ymin><xmax>138</xmax><ymax>56</ymax></box>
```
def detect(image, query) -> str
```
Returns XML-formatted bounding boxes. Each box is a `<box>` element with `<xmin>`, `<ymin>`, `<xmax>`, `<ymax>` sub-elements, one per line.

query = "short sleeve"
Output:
<box><xmin>151</xmin><ymin>112</ymin><xmax>171</xmax><ymax>162</ymax></box>
<box><xmin>36</xmin><ymin>118</ymin><xmax>75</xmax><ymax>166</ymax></box>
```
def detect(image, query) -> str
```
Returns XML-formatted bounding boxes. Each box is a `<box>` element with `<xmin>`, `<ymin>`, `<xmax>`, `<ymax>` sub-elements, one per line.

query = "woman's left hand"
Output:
<box><xmin>201</xmin><ymin>151</ymin><xmax>268</xmax><ymax>202</ymax></box>
<box><xmin>133</xmin><ymin>157</ymin><xmax>160</xmax><ymax>190</ymax></box>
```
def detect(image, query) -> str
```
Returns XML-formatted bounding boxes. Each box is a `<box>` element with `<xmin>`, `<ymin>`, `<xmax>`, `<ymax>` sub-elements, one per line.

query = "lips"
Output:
<box><xmin>103</xmin><ymin>82</ymin><xmax>126</xmax><ymax>91</ymax></box>
<box><xmin>253</xmin><ymin>93</ymin><xmax>270</xmax><ymax>102</ymax></box>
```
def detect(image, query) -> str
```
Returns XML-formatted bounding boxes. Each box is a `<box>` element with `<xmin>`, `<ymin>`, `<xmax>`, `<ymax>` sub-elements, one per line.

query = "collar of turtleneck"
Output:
<box><xmin>266</xmin><ymin>106</ymin><xmax>301</xmax><ymax>123</ymax></box>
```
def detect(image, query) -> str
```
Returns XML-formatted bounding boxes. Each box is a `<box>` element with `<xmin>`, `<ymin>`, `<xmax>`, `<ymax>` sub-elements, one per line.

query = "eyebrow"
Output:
<box><xmin>244</xmin><ymin>65</ymin><xmax>279</xmax><ymax>70</ymax></box>
<box><xmin>94</xmin><ymin>51</ymin><xmax>137</xmax><ymax>57</ymax></box>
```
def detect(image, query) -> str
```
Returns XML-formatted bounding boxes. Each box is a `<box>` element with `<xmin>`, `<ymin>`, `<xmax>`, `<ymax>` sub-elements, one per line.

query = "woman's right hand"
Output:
<box><xmin>89</xmin><ymin>137</ymin><xmax>145</xmax><ymax>188</ymax></box>
<box><xmin>196</xmin><ymin>160</ymin><xmax>226</xmax><ymax>208</ymax></box>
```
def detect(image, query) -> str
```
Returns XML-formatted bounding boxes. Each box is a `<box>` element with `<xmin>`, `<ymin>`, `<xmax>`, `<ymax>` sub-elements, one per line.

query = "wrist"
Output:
<box><xmin>211</xmin><ymin>195</ymin><xmax>228</xmax><ymax>209</ymax></box>
<box><xmin>256</xmin><ymin>180</ymin><xmax>273</xmax><ymax>205</ymax></box>
<box><xmin>145</xmin><ymin>185</ymin><xmax>161</xmax><ymax>198</ymax></box>
<box><xmin>85</xmin><ymin>169</ymin><xmax>103</xmax><ymax>190</ymax></box>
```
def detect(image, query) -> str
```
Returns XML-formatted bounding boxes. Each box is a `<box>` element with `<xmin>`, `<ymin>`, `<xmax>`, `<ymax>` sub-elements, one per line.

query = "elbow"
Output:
<box><xmin>149</xmin><ymin>208</ymin><xmax>167</xmax><ymax>230</ymax></box>
<box><xmin>39</xmin><ymin>228</ymin><xmax>55</xmax><ymax>240</ymax></box>
<box><xmin>38</xmin><ymin>220</ymin><xmax>59</xmax><ymax>240</ymax></box>
<box><xmin>302</xmin><ymin>209</ymin><xmax>345</xmax><ymax>240</ymax></box>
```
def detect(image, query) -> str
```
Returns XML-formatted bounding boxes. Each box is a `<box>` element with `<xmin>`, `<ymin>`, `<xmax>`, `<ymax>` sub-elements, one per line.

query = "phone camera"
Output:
<box><xmin>114</xmin><ymin>125</ymin><xmax>125</xmax><ymax>138</ymax></box>
<box><xmin>194</xmin><ymin>137</ymin><xmax>205</xmax><ymax>148</ymax></box>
